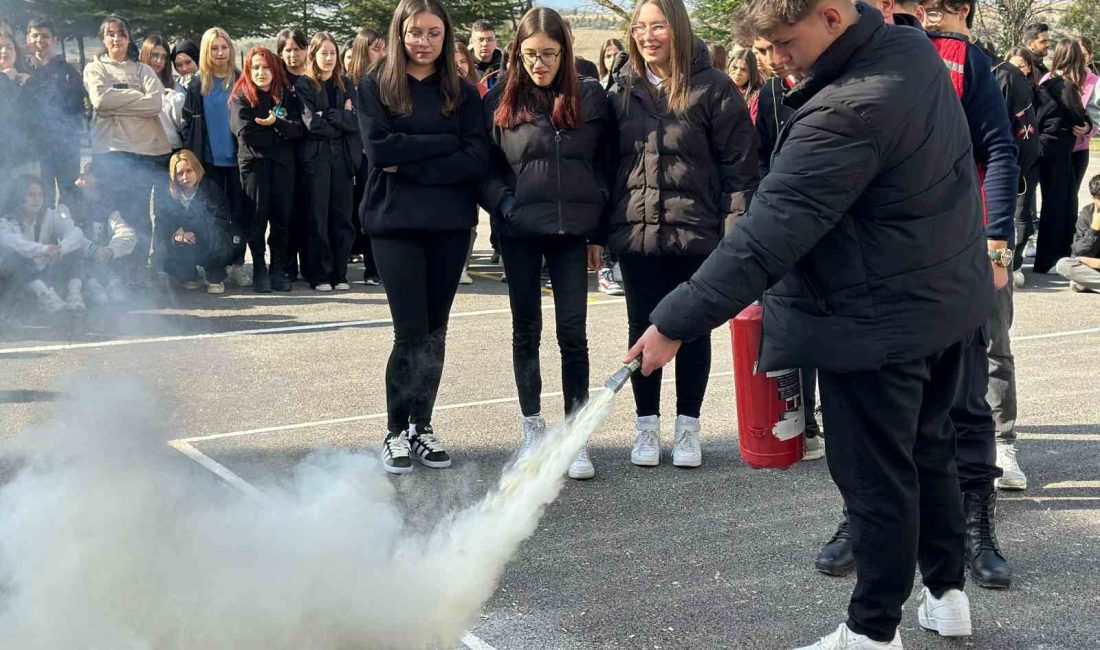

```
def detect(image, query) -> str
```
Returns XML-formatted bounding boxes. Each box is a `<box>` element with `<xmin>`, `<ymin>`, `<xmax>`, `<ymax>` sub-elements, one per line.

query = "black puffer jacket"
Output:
<box><xmin>650</xmin><ymin>5</ymin><xmax>994</xmax><ymax>373</ymax></box>
<box><xmin>607</xmin><ymin>40</ymin><xmax>758</xmax><ymax>257</ymax></box>
<box><xmin>481</xmin><ymin>78</ymin><xmax>612</xmax><ymax>240</ymax></box>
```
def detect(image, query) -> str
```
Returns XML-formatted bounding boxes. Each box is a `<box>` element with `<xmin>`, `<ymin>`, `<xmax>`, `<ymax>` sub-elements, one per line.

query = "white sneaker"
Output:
<box><xmin>1012</xmin><ymin>270</ymin><xmax>1025</xmax><ymax>288</ymax></box>
<box><xmin>85</xmin><ymin>279</ymin><xmax>109</xmax><ymax>306</ymax></box>
<box><xmin>521</xmin><ymin>415</ymin><xmax>546</xmax><ymax>455</ymax></box>
<box><xmin>793</xmin><ymin>623</ymin><xmax>902</xmax><ymax>649</ymax></box>
<box><xmin>597</xmin><ymin>267</ymin><xmax>625</xmax><ymax>295</ymax></box>
<box><xmin>382</xmin><ymin>431</ymin><xmax>413</xmax><ymax>475</ymax></box>
<box><xmin>994</xmin><ymin>441</ymin><xmax>1027</xmax><ymax>490</ymax></box>
<box><xmin>65</xmin><ymin>279</ymin><xmax>86</xmax><ymax>311</ymax></box>
<box><xmin>672</xmin><ymin>415</ymin><xmax>702</xmax><ymax>468</ymax></box>
<box><xmin>631</xmin><ymin>416</ymin><xmax>660</xmax><ymax>466</ymax></box>
<box><xmin>459</xmin><ymin>270</ymin><xmax>474</xmax><ymax>285</ymax></box>
<box><xmin>314</xmin><ymin>283</ymin><xmax>333</xmax><ymax>292</ymax></box>
<box><xmin>803</xmin><ymin>435</ymin><xmax>825</xmax><ymax>461</ymax></box>
<box><xmin>1022</xmin><ymin>238</ymin><xmax>1037</xmax><ymax>258</ymax></box>
<box><xmin>334</xmin><ymin>282</ymin><xmax>351</xmax><ymax>291</ymax></box>
<box><xmin>917</xmin><ymin>587</ymin><xmax>972</xmax><ymax>637</ymax></box>
<box><xmin>32</xmin><ymin>282</ymin><xmax>66</xmax><ymax>314</ymax></box>
<box><xmin>228</xmin><ymin>264</ymin><xmax>252</xmax><ymax>287</ymax></box>
<box><xmin>206</xmin><ymin>282</ymin><xmax>225</xmax><ymax>294</ymax></box>
<box><xmin>568</xmin><ymin>445</ymin><xmax>595</xmax><ymax>480</ymax></box>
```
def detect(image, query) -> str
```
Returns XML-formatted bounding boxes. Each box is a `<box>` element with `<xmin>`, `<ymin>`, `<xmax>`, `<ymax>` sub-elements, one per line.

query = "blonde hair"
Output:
<box><xmin>199</xmin><ymin>27</ymin><xmax>237</xmax><ymax>95</ymax></box>
<box><xmin>168</xmin><ymin>149</ymin><xmax>206</xmax><ymax>199</ymax></box>
<box><xmin>627</xmin><ymin>0</ymin><xmax>696</xmax><ymax>115</ymax></box>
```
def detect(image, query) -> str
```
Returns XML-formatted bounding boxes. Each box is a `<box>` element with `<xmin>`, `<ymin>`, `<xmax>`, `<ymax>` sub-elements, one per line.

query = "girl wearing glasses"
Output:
<box><xmin>358</xmin><ymin>0</ymin><xmax>490</xmax><ymax>475</ymax></box>
<box><xmin>481</xmin><ymin>7</ymin><xmax>613</xmax><ymax>480</ymax></box>
<box><xmin>609</xmin><ymin>0</ymin><xmax>758</xmax><ymax>470</ymax></box>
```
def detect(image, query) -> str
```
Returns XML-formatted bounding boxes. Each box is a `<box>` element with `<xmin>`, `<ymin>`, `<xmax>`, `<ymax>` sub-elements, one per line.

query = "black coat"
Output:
<box><xmin>357</xmin><ymin>74</ymin><xmax>490</xmax><ymax>235</ymax></box>
<box><xmin>230</xmin><ymin>88</ymin><xmax>305</xmax><ymax>167</ymax></box>
<box><xmin>607</xmin><ymin>40</ymin><xmax>758</xmax><ymax>257</ymax></box>
<box><xmin>991</xmin><ymin>60</ymin><xmax>1041</xmax><ymax>175</ymax></box>
<box><xmin>294</xmin><ymin>75</ymin><xmax>363</xmax><ymax>177</ymax></box>
<box><xmin>755</xmin><ymin>75</ymin><xmax>796</xmax><ymax>176</ymax></box>
<box><xmin>650</xmin><ymin>5</ymin><xmax>994</xmax><ymax>374</ymax></box>
<box><xmin>481</xmin><ymin>78</ymin><xmax>612</xmax><ymax>241</ymax></box>
<box><xmin>22</xmin><ymin>54</ymin><xmax>86</xmax><ymax>154</ymax></box>
<box><xmin>0</xmin><ymin>74</ymin><xmax>32</xmax><ymax>169</ymax></box>
<box><xmin>1036</xmin><ymin>75</ymin><xmax>1092</xmax><ymax>154</ymax></box>
<box><xmin>154</xmin><ymin>177</ymin><xmax>235</xmax><ymax>252</ymax></box>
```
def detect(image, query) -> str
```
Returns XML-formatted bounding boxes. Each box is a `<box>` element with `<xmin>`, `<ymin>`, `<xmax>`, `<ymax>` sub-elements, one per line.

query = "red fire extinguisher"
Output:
<box><xmin>730</xmin><ymin>303</ymin><xmax>805</xmax><ymax>469</ymax></box>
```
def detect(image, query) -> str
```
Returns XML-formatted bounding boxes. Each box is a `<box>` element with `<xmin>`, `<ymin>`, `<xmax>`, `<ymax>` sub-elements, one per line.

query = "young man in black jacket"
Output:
<box><xmin>628</xmin><ymin>2</ymin><xmax>998</xmax><ymax>647</ymax></box>
<box><xmin>23</xmin><ymin>19</ymin><xmax>86</xmax><ymax>209</ymax></box>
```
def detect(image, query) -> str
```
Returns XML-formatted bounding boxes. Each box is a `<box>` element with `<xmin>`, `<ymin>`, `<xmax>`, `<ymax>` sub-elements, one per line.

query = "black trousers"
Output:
<box><xmin>500</xmin><ymin>234</ymin><xmax>590</xmax><ymax>418</ymax></box>
<box><xmin>164</xmin><ymin>231</ymin><xmax>233</xmax><ymax>284</ymax></box>
<box><xmin>304</xmin><ymin>149</ymin><xmax>354</xmax><ymax>286</ymax></box>
<box><xmin>93</xmin><ymin>151</ymin><xmax>168</xmax><ymax>279</ymax></box>
<box><xmin>204</xmin><ymin>165</ymin><xmax>247</xmax><ymax>265</ymax></box>
<box><xmin>286</xmin><ymin>171</ymin><xmax>310</xmax><ymax>280</ymax></box>
<box><xmin>951</xmin><ymin>325</ymin><xmax>1003</xmax><ymax>493</ymax></box>
<box><xmin>40</xmin><ymin>142</ymin><xmax>81</xmax><ymax>209</ymax></box>
<box><xmin>619</xmin><ymin>254</ymin><xmax>711</xmax><ymax>418</ymax></box>
<box><xmin>819</xmin><ymin>335</ymin><xmax>970</xmax><ymax>643</ymax></box>
<box><xmin>350</xmin><ymin>157</ymin><xmax>376</xmax><ymax>275</ymax></box>
<box><xmin>1013</xmin><ymin>161</ymin><xmax>1040</xmax><ymax>271</ymax></box>
<box><xmin>1035</xmin><ymin>138</ymin><xmax>1078</xmax><ymax>274</ymax></box>
<box><xmin>373</xmin><ymin>230</ymin><xmax>469</xmax><ymax>433</ymax></box>
<box><xmin>240</xmin><ymin>158</ymin><xmax>294</xmax><ymax>276</ymax></box>
<box><xmin>1071</xmin><ymin>148</ymin><xmax>1090</xmax><ymax>197</ymax></box>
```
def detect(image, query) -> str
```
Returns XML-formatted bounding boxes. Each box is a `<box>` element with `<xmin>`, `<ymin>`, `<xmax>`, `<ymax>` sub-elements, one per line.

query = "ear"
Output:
<box><xmin>822</xmin><ymin>3</ymin><xmax>847</xmax><ymax>32</ymax></box>
<box><xmin>914</xmin><ymin>4</ymin><xmax>927</xmax><ymax>23</ymax></box>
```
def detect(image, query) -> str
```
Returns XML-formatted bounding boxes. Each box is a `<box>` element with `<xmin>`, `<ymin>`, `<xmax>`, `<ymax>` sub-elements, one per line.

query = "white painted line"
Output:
<box><xmin>0</xmin><ymin>298</ymin><xmax>625</xmax><ymax>356</ymax></box>
<box><xmin>1001</xmin><ymin>496</ymin><xmax>1100</xmax><ymax>503</ymax></box>
<box><xmin>168</xmin><ymin>440</ymin><xmax>270</xmax><ymax>502</ymax></box>
<box><xmin>461</xmin><ymin>632</ymin><xmax>498</xmax><ymax>650</ymax></box>
<box><xmin>172</xmin><ymin>371</ymin><xmax>736</xmax><ymax>445</ymax></box>
<box><xmin>1014</xmin><ymin>326</ymin><xmax>1100</xmax><ymax>342</ymax></box>
<box><xmin>1042</xmin><ymin>480</ymin><xmax>1100</xmax><ymax>489</ymax></box>
<box><xmin>1017</xmin><ymin>433</ymin><xmax>1100</xmax><ymax>442</ymax></box>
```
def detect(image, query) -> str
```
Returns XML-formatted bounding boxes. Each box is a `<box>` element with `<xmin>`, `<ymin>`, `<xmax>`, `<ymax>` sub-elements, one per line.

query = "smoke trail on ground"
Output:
<box><xmin>0</xmin><ymin>381</ymin><xmax>614</xmax><ymax>649</ymax></box>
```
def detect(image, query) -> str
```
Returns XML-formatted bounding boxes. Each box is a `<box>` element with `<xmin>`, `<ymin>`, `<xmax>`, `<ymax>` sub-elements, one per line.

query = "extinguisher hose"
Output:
<box><xmin>603</xmin><ymin>358</ymin><xmax>642</xmax><ymax>393</ymax></box>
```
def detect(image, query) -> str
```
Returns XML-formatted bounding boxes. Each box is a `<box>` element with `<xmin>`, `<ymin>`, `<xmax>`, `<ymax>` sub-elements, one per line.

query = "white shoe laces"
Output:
<box><xmin>634</xmin><ymin>430</ymin><xmax>659</xmax><ymax>455</ymax></box>
<box><xmin>675</xmin><ymin>429</ymin><xmax>700</xmax><ymax>456</ymax></box>
<box><xmin>384</xmin><ymin>433</ymin><xmax>410</xmax><ymax>458</ymax></box>
<box><xmin>573</xmin><ymin>446</ymin><xmax>592</xmax><ymax>465</ymax></box>
<box><xmin>415</xmin><ymin>432</ymin><xmax>445</xmax><ymax>453</ymax></box>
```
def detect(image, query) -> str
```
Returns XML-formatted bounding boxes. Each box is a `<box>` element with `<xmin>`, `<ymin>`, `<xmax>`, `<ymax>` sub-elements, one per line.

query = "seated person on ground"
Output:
<box><xmin>74</xmin><ymin>162</ymin><xmax>137</xmax><ymax>304</ymax></box>
<box><xmin>1055</xmin><ymin>173</ymin><xmax>1100</xmax><ymax>293</ymax></box>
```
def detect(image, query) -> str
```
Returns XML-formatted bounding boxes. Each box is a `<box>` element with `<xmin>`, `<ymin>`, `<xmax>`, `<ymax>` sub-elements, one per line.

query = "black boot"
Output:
<box><xmin>815</xmin><ymin>509</ymin><xmax>855</xmax><ymax>577</ymax></box>
<box><xmin>253</xmin><ymin>262</ymin><xmax>272</xmax><ymax>294</ymax></box>
<box><xmin>964</xmin><ymin>490</ymin><xmax>1012</xmax><ymax>589</ymax></box>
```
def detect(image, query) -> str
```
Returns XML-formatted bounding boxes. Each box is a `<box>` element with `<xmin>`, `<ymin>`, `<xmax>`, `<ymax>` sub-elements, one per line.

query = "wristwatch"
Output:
<box><xmin>989</xmin><ymin>248</ymin><xmax>1013</xmax><ymax>268</ymax></box>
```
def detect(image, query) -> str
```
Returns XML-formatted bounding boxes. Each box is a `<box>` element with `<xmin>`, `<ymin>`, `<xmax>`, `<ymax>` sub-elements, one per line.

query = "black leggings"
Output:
<box><xmin>619</xmin><ymin>253</ymin><xmax>711</xmax><ymax>419</ymax></box>
<box><xmin>240</xmin><ymin>158</ymin><xmax>294</xmax><ymax>275</ymax></box>
<box><xmin>373</xmin><ymin>230</ymin><xmax>470</xmax><ymax>434</ymax></box>
<box><xmin>500</xmin><ymin>235</ymin><xmax>590</xmax><ymax>418</ymax></box>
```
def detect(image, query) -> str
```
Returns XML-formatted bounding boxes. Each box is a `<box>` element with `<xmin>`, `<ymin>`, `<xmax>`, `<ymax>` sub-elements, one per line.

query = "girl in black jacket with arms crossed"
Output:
<box><xmin>358</xmin><ymin>0</ymin><xmax>490</xmax><ymax>475</ymax></box>
<box><xmin>481</xmin><ymin>7</ymin><xmax>612</xmax><ymax>480</ymax></box>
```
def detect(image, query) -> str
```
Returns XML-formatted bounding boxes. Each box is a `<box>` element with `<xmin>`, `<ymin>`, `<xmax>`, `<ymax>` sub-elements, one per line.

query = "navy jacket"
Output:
<box><xmin>650</xmin><ymin>5</ymin><xmax>994</xmax><ymax>373</ymax></box>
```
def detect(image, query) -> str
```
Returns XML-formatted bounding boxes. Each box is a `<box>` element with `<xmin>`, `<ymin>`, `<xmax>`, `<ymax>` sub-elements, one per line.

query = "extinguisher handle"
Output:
<box><xmin>604</xmin><ymin>358</ymin><xmax>642</xmax><ymax>393</ymax></box>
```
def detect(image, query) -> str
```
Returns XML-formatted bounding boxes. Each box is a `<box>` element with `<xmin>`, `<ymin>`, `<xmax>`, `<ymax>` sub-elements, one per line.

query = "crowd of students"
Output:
<box><xmin>1</xmin><ymin>1</ymin><xmax>1098</xmax><ymax>646</ymax></box>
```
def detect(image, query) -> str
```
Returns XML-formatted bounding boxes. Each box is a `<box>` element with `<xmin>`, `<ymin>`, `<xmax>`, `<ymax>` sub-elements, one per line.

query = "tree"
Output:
<box><xmin>1060</xmin><ymin>0</ymin><xmax>1100</xmax><ymax>63</ymax></box>
<box><xmin>693</xmin><ymin>0</ymin><xmax>744</xmax><ymax>47</ymax></box>
<box><xmin>972</xmin><ymin>0</ymin><xmax>1059</xmax><ymax>54</ymax></box>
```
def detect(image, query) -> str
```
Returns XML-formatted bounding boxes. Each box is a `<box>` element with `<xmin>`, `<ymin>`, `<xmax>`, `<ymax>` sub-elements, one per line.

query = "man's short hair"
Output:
<box><xmin>1023</xmin><ymin>23</ymin><xmax>1049</xmax><ymax>42</ymax></box>
<box><xmin>27</xmin><ymin>18</ymin><xmax>54</xmax><ymax>34</ymax></box>
<box><xmin>1089</xmin><ymin>174</ymin><xmax>1100</xmax><ymax>199</ymax></box>
<box><xmin>471</xmin><ymin>19</ymin><xmax>495</xmax><ymax>33</ymax></box>
<box><xmin>937</xmin><ymin>0</ymin><xmax>976</xmax><ymax>29</ymax></box>
<box><xmin>734</xmin><ymin>0</ymin><xmax>824</xmax><ymax>44</ymax></box>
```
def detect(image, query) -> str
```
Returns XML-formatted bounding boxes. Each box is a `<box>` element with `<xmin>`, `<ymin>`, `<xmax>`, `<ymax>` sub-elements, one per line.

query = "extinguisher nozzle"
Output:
<box><xmin>604</xmin><ymin>358</ymin><xmax>642</xmax><ymax>393</ymax></box>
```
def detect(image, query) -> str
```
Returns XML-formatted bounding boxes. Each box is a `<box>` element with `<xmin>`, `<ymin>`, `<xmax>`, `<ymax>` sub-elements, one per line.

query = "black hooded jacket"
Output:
<box><xmin>606</xmin><ymin>40</ymin><xmax>759</xmax><ymax>257</ymax></box>
<box><xmin>481</xmin><ymin>77</ymin><xmax>613</xmax><ymax>241</ymax></box>
<box><xmin>650</xmin><ymin>6</ymin><xmax>994</xmax><ymax>373</ymax></box>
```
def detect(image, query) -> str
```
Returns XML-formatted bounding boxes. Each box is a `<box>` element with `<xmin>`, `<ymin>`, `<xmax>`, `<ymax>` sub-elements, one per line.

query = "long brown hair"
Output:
<box><xmin>453</xmin><ymin>36</ymin><xmax>479</xmax><ymax>84</ymax></box>
<box><xmin>139</xmin><ymin>35</ymin><xmax>174</xmax><ymax>89</ymax></box>
<box><xmin>1051</xmin><ymin>38</ymin><xmax>1088</xmax><ymax>90</ymax></box>
<box><xmin>731</xmin><ymin>48</ymin><xmax>763</xmax><ymax>95</ymax></box>
<box><xmin>627</xmin><ymin>0</ymin><xmax>695</xmax><ymax>114</ymax></box>
<box><xmin>494</xmin><ymin>7</ymin><xmax>580</xmax><ymax>130</ymax></box>
<box><xmin>347</xmin><ymin>27</ymin><xmax>384</xmax><ymax>84</ymax></box>
<box><xmin>305</xmin><ymin>31</ymin><xmax>347</xmax><ymax>93</ymax></box>
<box><xmin>377</xmin><ymin>0</ymin><xmax>460</xmax><ymax>117</ymax></box>
<box><xmin>597</xmin><ymin>38</ymin><xmax>625</xmax><ymax>78</ymax></box>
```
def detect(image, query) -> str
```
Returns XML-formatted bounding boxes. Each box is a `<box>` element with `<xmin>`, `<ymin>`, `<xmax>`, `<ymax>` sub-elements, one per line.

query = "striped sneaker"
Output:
<box><xmin>409</xmin><ymin>424</ymin><xmax>451</xmax><ymax>468</ymax></box>
<box><xmin>382</xmin><ymin>431</ymin><xmax>413</xmax><ymax>475</ymax></box>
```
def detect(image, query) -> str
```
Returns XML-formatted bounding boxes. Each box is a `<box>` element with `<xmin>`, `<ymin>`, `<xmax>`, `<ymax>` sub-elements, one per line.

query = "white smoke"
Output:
<box><xmin>0</xmin><ymin>380</ymin><xmax>615</xmax><ymax>649</ymax></box>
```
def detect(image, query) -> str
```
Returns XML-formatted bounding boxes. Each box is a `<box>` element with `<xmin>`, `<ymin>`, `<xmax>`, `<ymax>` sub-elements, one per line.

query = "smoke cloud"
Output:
<box><xmin>0</xmin><ymin>380</ymin><xmax>614</xmax><ymax>649</ymax></box>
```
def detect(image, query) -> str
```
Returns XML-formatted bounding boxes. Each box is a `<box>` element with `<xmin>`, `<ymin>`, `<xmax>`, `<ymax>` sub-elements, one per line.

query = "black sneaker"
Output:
<box><xmin>409</xmin><ymin>425</ymin><xmax>451</xmax><ymax>468</ymax></box>
<box><xmin>382</xmin><ymin>431</ymin><xmax>413</xmax><ymax>475</ymax></box>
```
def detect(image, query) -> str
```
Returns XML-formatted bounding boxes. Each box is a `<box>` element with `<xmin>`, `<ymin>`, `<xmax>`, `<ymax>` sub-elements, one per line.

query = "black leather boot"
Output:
<box><xmin>964</xmin><ymin>490</ymin><xmax>1012</xmax><ymax>588</ymax></box>
<box><xmin>253</xmin><ymin>262</ymin><xmax>272</xmax><ymax>294</ymax></box>
<box><xmin>815</xmin><ymin>509</ymin><xmax>855</xmax><ymax>577</ymax></box>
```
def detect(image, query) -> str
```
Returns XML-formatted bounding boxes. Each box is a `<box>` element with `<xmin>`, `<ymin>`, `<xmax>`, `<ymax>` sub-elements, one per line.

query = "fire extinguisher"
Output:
<box><xmin>730</xmin><ymin>303</ymin><xmax>805</xmax><ymax>469</ymax></box>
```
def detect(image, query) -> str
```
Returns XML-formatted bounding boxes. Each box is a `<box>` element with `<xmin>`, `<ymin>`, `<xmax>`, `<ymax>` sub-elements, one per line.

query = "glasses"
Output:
<box><xmin>404</xmin><ymin>31</ymin><xmax>443</xmax><ymax>45</ymax></box>
<box><xmin>474</xmin><ymin>36</ymin><xmax>496</xmax><ymax>45</ymax></box>
<box><xmin>631</xmin><ymin>22</ymin><xmax>669</xmax><ymax>38</ymax></box>
<box><xmin>521</xmin><ymin>49</ymin><xmax>561</xmax><ymax>66</ymax></box>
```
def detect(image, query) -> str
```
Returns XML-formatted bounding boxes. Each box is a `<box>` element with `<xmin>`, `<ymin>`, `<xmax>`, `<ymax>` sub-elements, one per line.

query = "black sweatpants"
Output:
<box><xmin>240</xmin><ymin>158</ymin><xmax>295</xmax><ymax>276</ymax></box>
<box><xmin>164</xmin><ymin>230</ymin><xmax>234</xmax><ymax>284</ymax></box>
<box><xmin>286</xmin><ymin>172</ymin><xmax>310</xmax><ymax>281</ymax></box>
<box><xmin>350</xmin><ymin>156</ymin><xmax>376</xmax><ymax>275</ymax></box>
<box><xmin>1071</xmin><ymin>148</ymin><xmax>1090</xmax><ymax>198</ymax></box>
<box><xmin>619</xmin><ymin>253</ymin><xmax>711</xmax><ymax>418</ymax></box>
<box><xmin>500</xmin><ymin>234</ymin><xmax>590</xmax><ymax>418</ymax></box>
<box><xmin>304</xmin><ymin>147</ymin><xmax>354</xmax><ymax>286</ymax></box>
<box><xmin>819</xmin><ymin>335</ymin><xmax>970</xmax><ymax>643</ymax></box>
<box><xmin>373</xmin><ymin>230</ymin><xmax>470</xmax><ymax>434</ymax></box>
<box><xmin>951</xmin><ymin>325</ymin><xmax>1004</xmax><ymax>494</ymax></box>
<box><xmin>1035</xmin><ymin>138</ymin><xmax>1077</xmax><ymax>274</ymax></box>
<box><xmin>40</xmin><ymin>142</ymin><xmax>81</xmax><ymax>210</ymax></box>
<box><xmin>1013</xmin><ymin>161</ymin><xmax>1040</xmax><ymax>271</ymax></box>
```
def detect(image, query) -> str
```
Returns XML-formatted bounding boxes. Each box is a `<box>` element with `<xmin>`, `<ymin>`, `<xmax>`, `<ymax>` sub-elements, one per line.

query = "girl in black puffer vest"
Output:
<box><xmin>481</xmin><ymin>7</ymin><xmax>613</xmax><ymax>480</ymax></box>
<box><xmin>608</xmin><ymin>0</ymin><xmax>758</xmax><ymax>470</ymax></box>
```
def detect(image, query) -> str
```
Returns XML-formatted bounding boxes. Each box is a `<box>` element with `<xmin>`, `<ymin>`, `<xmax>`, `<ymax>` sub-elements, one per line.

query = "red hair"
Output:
<box><xmin>231</xmin><ymin>46</ymin><xmax>290</xmax><ymax>108</ymax></box>
<box><xmin>493</xmin><ymin>8</ymin><xmax>580</xmax><ymax>130</ymax></box>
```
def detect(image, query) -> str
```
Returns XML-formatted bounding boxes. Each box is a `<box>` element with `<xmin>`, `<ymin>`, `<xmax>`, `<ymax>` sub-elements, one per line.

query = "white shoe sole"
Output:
<box><xmin>673</xmin><ymin>456</ymin><xmax>701</xmax><ymax>468</ymax></box>
<box><xmin>995</xmin><ymin>476</ymin><xmax>1027</xmax><ymax>490</ymax></box>
<box><xmin>918</xmin><ymin>605</ymin><xmax>972</xmax><ymax>637</ymax></box>
<box><xmin>416</xmin><ymin>456</ymin><xmax>452</xmax><ymax>469</ymax></box>
<box><xmin>568</xmin><ymin>466</ymin><xmax>595</xmax><ymax>480</ymax></box>
<box><xmin>802</xmin><ymin>448</ymin><xmax>825</xmax><ymax>461</ymax></box>
<box><xmin>383</xmin><ymin>462</ymin><xmax>413</xmax><ymax>475</ymax></box>
<box><xmin>631</xmin><ymin>454</ymin><xmax>659</xmax><ymax>467</ymax></box>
